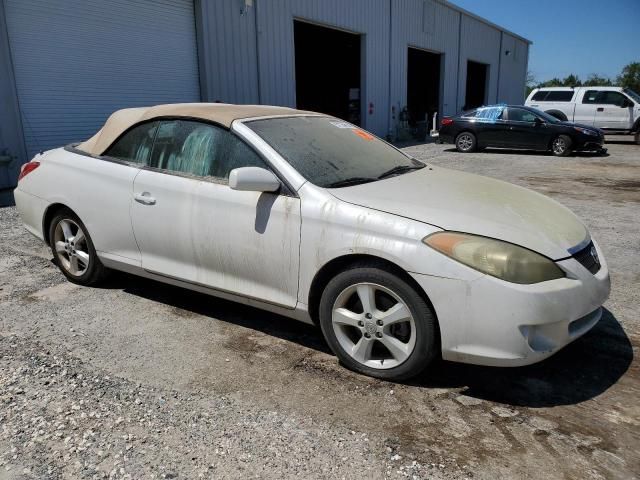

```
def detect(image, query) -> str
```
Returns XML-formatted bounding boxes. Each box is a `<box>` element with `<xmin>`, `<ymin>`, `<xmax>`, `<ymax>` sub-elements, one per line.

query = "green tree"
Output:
<box><xmin>583</xmin><ymin>74</ymin><xmax>613</xmax><ymax>86</ymax></box>
<box><xmin>538</xmin><ymin>77</ymin><xmax>563</xmax><ymax>87</ymax></box>
<box><xmin>561</xmin><ymin>74</ymin><xmax>581</xmax><ymax>86</ymax></box>
<box><xmin>617</xmin><ymin>62</ymin><xmax>640</xmax><ymax>92</ymax></box>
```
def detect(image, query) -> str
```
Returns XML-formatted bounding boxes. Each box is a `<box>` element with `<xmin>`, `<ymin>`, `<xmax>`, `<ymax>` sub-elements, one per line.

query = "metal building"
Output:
<box><xmin>0</xmin><ymin>0</ymin><xmax>530</xmax><ymax>204</ymax></box>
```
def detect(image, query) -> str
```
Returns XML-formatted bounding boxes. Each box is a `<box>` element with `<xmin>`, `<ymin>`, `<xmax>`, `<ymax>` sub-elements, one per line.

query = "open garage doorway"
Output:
<box><xmin>465</xmin><ymin>60</ymin><xmax>489</xmax><ymax>109</ymax></box>
<box><xmin>407</xmin><ymin>47</ymin><xmax>441</xmax><ymax>134</ymax></box>
<box><xmin>294</xmin><ymin>20</ymin><xmax>362</xmax><ymax>126</ymax></box>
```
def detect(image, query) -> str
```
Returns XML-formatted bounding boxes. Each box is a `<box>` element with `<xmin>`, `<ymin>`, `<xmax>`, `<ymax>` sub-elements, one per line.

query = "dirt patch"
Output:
<box><xmin>521</xmin><ymin>175</ymin><xmax>640</xmax><ymax>202</ymax></box>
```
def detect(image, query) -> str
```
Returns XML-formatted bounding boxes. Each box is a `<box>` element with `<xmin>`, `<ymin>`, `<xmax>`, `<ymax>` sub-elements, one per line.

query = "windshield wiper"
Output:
<box><xmin>377</xmin><ymin>163</ymin><xmax>425</xmax><ymax>180</ymax></box>
<box><xmin>325</xmin><ymin>177</ymin><xmax>377</xmax><ymax>188</ymax></box>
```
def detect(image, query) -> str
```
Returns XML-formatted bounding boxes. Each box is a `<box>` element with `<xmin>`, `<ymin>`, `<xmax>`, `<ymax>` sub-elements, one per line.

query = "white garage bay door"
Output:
<box><xmin>4</xmin><ymin>0</ymin><xmax>200</xmax><ymax>158</ymax></box>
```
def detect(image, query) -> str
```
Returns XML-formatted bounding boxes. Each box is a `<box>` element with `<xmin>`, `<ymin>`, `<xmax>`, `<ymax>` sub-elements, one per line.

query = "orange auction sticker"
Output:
<box><xmin>352</xmin><ymin>129</ymin><xmax>374</xmax><ymax>140</ymax></box>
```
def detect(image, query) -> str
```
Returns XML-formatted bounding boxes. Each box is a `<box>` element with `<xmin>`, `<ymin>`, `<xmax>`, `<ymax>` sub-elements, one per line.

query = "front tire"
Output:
<box><xmin>455</xmin><ymin>132</ymin><xmax>477</xmax><ymax>153</ymax></box>
<box><xmin>551</xmin><ymin>135</ymin><xmax>572</xmax><ymax>157</ymax></box>
<box><xmin>48</xmin><ymin>209</ymin><xmax>106</xmax><ymax>286</ymax></box>
<box><xmin>319</xmin><ymin>265</ymin><xmax>437</xmax><ymax>381</ymax></box>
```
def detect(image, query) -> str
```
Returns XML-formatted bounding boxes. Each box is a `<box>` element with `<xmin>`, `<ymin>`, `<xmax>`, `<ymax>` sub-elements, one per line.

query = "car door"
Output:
<box><xmin>574</xmin><ymin>89</ymin><xmax>598</xmax><ymax>126</ymax></box>
<box><xmin>502</xmin><ymin>107</ymin><xmax>549</xmax><ymax>149</ymax></box>
<box><xmin>130</xmin><ymin>119</ymin><xmax>301</xmax><ymax>308</ymax></box>
<box><xmin>83</xmin><ymin>120</ymin><xmax>159</xmax><ymax>263</ymax></box>
<box><xmin>593</xmin><ymin>91</ymin><xmax>634</xmax><ymax>129</ymax></box>
<box><xmin>472</xmin><ymin>106</ymin><xmax>509</xmax><ymax>147</ymax></box>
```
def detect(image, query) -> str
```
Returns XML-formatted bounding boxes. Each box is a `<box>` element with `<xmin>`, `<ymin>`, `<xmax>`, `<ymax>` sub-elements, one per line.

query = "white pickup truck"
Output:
<box><xmin>525</xmin><ymin>86</ymin><xmax>640</xmax><ymax>144</ymax></box>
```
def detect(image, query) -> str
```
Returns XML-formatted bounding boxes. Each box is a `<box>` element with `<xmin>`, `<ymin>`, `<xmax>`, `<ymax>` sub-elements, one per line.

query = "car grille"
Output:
<box><xmin>572</xmin><ymin>241</ymin><xmax>601</xmax><ymax>274</ymax></box>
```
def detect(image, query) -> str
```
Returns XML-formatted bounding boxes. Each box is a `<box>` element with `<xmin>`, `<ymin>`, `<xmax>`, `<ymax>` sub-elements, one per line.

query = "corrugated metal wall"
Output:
<box><xmin>457</xmin><ymin>14</ymin><xmax>502</xmax><ymax>110</ymax></box>
<box><xmin>196</xmin><ymin>0</ymin><xmax>529</xmax><ymax>137</ymax></box>
<box><xmin>255</xmin><ymin>0</ymin><xmax>391</xmax><ymax>135</ymax></box>
<box><xmin>389</xmin><ymin>0</ymin><xmax>460</xmax><ymax>131</ymax></box>
<box><xmin>196</xmin><ymin>0</ymin><xmax>259</xmax><ymax>104</ymax></box>
<box><xmin>0</xmin><ymin>0</ymin><xmax>26</xmax><ymax>200</ymax></box>
<box><xmin>4</xmin><ymin>0</ymin><xmax>200</xmax><ymax>158</ymax></box>
<box><xmin>497</xmin><ymin>33</ymin><xmax>529</xmax><ymax>105</ymax></box>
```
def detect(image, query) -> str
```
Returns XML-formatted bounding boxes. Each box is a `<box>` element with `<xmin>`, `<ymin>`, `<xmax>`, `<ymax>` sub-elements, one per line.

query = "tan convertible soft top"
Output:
<box><xmin>77</xmin><ymin>103</ymin><xmax>316</xmax><ymax>156</ymax></box>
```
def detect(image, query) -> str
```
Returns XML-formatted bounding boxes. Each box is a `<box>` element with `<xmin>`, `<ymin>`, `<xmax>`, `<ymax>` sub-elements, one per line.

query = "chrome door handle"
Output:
<box><xmin>134</xmin><ymin>192</ymin><xmax>156</xmax><ymax>205</ymax></box>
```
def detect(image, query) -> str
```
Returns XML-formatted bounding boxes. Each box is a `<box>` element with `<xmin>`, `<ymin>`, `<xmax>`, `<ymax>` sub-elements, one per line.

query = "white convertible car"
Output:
<box><xmin>15</xmin><ymin>103</ymin><xmax>610</xmax><ymax>380</ymax></box>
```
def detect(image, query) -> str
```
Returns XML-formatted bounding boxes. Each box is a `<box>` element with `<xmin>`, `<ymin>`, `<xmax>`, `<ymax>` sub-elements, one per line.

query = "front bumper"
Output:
<box><xmin>575</xmin><ymin>135</ymin><xmax>605</xmax><ymax>151</ymax></box>
<box><xmin>410</xmin><ymin>240</ymin><xmax>611</xmax><ymax>367</ymax></box>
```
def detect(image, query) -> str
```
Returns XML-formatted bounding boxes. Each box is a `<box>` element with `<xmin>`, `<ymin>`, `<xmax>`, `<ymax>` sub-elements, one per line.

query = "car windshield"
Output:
<box><xmin>623</xmin><ymin>88</ymin><xmax>640</xmax><ymax>103</ymax></box>
<box><xmin>245</xmin><ymin>116</ymin><xmax>424</xmax><ymax>188</ymax></box>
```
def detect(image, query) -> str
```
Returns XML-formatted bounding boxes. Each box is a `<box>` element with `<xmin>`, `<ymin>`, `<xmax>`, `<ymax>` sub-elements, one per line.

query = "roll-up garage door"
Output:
<box><xmin>4</xmin><ymin>0</ymin><xmax>200</xmax><ymax>158</ymax></box>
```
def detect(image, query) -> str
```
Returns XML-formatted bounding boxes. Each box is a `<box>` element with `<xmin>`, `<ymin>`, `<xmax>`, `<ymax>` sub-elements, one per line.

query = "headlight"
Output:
<box><xmin>574</xmin><ymin>127</ymin><xmax>598</xmax><ymax>136</ymax></box>
<box><xmin>423</xmin><ymin>232</ymin><xmax>565</xmax><ymax>284</ymax></box>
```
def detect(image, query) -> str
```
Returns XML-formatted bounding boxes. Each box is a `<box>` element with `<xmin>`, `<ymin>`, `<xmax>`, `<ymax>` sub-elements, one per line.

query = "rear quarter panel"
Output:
<box><xmin>16</xmin><ymin>147</ymin><xmax>142</xmax><ymax>263</ymax></box>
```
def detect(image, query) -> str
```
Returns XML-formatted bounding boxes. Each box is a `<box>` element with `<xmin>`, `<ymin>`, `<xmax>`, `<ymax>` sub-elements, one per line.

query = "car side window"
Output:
<box><xmin>507</xmin><ymin>108</ymin><xmax>537</xmax><ymax>123</ymax></box>
<box><xmin>531</xmin><ymin>91</ymin><xmax>548</xmax><ymax>101</ymax></box>
<box><xmin>582</xmin><ymin>90</ymin><xmax>600</xmax><ymax>104</ymax></box>
<box><xmin>597</xmin><ymin>91</ymin><xmax>628</xmax><ymax>107</ymax></box>
<box><xmin>103</xmin><ymin>121</ymin><xmax>158</xmax><ymax>164</ymax></box>
<box><xmin>149</xmin><ymin>120</ymin><xmax>267</xmax><ymax>181</ymax></box>
<box><xmin>213</xmin><ymin>132</ymin><xmax>267</xmax><ymax>180</ymax></box>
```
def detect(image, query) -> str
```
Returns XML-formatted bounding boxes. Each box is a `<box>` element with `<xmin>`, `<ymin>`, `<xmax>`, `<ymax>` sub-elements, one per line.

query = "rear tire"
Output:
<box><xmin>319</xmin><ymin>265</ymin><xmax>438</xmax><ymax>381</ymax></box>
<box><xmin>551</xmin><ymin>135</ymin><xmax>572</xmax><ymax>157</ymax></box>
<box><xmin>455</xmin><ymin>132</ymin><xmax>477</xmax><ymax>153</ymax></box>
<box><xmin>48</xmin><ymin>208</ymin><xmax>106</xmax><ymax>286</ymax></box>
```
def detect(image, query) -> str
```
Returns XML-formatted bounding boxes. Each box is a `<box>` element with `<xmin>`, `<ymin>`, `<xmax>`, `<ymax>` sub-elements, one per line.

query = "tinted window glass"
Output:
<box><xmin>544</xmin><ymin>91</ymin><xmax>574</xmax><ymax>102</ymax></box>
<box><xmin>531</xmin><ymin>91</ymin><xmax>548</xmax><ymax>101</ymax></box>
<box><xmin>213</xmin><ymin>133</ymin><xmax>266</xmax><ymax>179</ymax></box>
<box><xmin>507</xmin><ymin>108</ymin><xmax>538</xmax><ymax>123</ymax></box>
<box><xmin>582</xmin><ymin>90</ymin><xmax>600</xmax><ymax>104</ymax></box>
<box><xmin>150</xmin><ymin>120</ymin><xmax>266</xmax><ymax>180</ymax></box>
<box><xmin>103</xmin><ymin>121</ymin><xmax>158</xmax><ymax>164</ymax></box>
<box><xmin>246</xmin><ymin>116</ymin><xmax>422</xmax><ymax>188</ymax></box>
<box><xmin>597</xmin><ymin>91</ymin><xmax>627</xmax><ymax>106</ymax></box>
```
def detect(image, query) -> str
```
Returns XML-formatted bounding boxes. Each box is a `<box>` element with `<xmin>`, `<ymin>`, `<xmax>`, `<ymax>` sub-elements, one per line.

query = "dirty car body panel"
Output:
<box><xmin>14</xmin><ymin>103</ymin><xmax>611</xmax><ymax>376</ymax></box>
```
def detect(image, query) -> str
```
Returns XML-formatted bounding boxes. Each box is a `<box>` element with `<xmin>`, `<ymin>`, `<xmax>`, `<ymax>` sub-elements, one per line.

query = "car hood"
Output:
<box><xmin>328</xmin><ymin>166</ymin><xmax>589</xmax><ymax>260</ymax></box>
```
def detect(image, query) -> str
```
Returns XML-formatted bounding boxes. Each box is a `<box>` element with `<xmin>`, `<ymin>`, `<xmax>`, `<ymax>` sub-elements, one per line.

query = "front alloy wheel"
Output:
<box><xmin>332</xmin><ymin>283</ymin><xmax>417</xmax><ymax>369</ymax></box>
<box><xmin>319</xmin><ymin>265</ymin><xmax>437</xmax><ymax>381</ymax></box>
<box><xmin>551</xmin><ymin>135</ymin><xmax>572</xmax><ymax>157</ymax></box>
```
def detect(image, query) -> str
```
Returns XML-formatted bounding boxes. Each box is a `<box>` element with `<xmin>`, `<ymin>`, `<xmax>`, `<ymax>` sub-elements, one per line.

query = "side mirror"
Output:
<box><xmin>621</xmin><ymin>99</ymin><xmax>633</xmax><ymax>108</ymax></box>
<box><xmin>229</xmin><ymin>167</ymin><xmax>281</xmax><ymax>193</ymax></box>
<box><xmin>534</xmin><ymin>117</ymin><xmax>544</xmax><ymax>126</ymax></box>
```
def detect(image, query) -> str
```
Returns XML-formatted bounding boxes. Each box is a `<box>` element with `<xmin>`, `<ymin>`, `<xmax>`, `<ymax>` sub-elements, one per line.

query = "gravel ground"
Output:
<box><xmin>1</xmin><ymin>137</ymin><xmax>639</xmax><ymax>479</ymax></box>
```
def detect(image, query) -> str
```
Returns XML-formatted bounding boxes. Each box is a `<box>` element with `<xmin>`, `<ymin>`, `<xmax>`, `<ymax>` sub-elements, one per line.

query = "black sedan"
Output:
<box><xmin>436</xmin><ymin>105</ymin><xmax>606</xmax><ymax>156</ymax></box>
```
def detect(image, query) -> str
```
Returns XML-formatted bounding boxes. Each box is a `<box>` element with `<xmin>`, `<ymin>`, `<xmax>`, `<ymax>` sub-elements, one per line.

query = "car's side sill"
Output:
<box><xmin>98</xmin><ymin>254</ymin><xmax>313</xmax><ymax>325</ymax></box>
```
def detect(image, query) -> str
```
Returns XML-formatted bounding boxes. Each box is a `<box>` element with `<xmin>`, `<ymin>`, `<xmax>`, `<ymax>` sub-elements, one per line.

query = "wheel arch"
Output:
<box><xmin>307</xmin><ymin>254</ymin><xmax>441</xmax><ymax>348</ymax></box>
<box><xmin>42</xmin><ymin>203</ymin><xmax>75</xmax><ymax>244</ymax></box>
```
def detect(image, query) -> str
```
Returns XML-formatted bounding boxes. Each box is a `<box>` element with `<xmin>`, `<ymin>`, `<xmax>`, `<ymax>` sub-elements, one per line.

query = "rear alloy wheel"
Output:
<box><xmin>455</xmin><ymin>132</ymin><xmax>477</xmax><ymax>153</ymax></box>
<box><xmin>319</xmin><ymin>266</ymin><xmax>437</xmax><ymax>381</ymax></box>
<box><xmin>551</xmin><ymin>135</ymin><xmax>572</xmax><ymax>157</ymax></box>
<box><xmin>49</xmin><ymin>209</ymin><xmax>106</xmax><ymax>285</ymax></box>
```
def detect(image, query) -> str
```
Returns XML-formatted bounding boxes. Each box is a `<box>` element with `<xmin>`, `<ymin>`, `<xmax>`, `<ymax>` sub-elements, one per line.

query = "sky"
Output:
<box><xmin>450</xmin><ymin>0</ymin><xmax>640</xmax><ymax>84</ymax></box>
